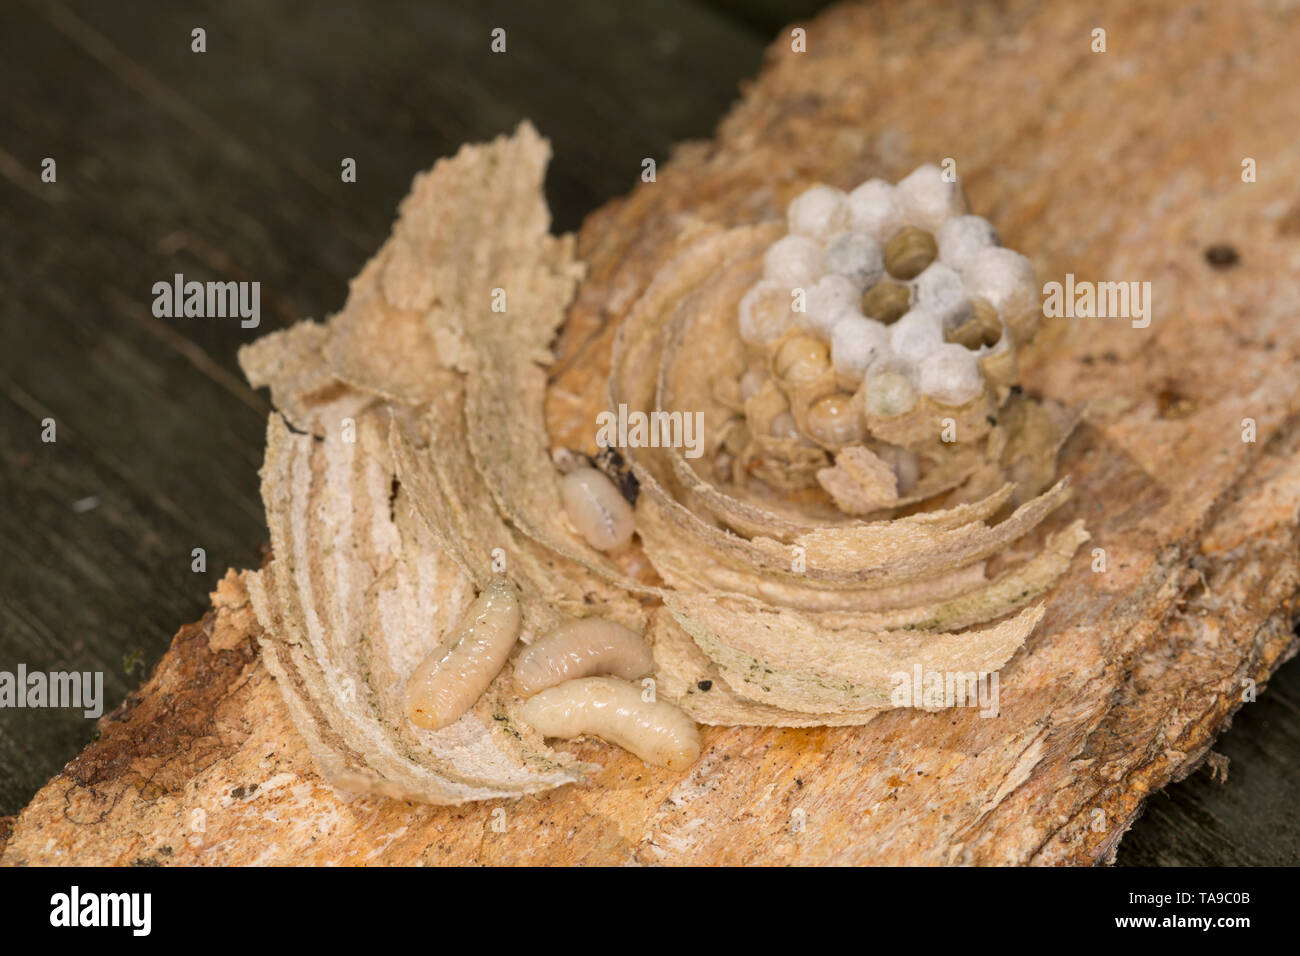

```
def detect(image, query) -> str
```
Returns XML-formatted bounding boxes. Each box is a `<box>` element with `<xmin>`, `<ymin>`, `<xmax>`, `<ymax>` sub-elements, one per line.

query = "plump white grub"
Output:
<box><xmin>961</xmin><ymin>247</ymin><xmax>1039</xmax><ymax>320</ymax></box>
<box><xmin>806</xmin><ymin>393</ymin><xmax>866</xmax><ymax>446</ymax></box>
<box><xmin>936</xmin><ymin>215</ymin><xmax>999</xmax><ymax>273</ymax></box>
<box><xmin>763</xmin><ymin>234</ymin><xmax>825</xmax><ymax>288</ymax></box>
<box><xmin>863</xmin><ymin>362</ymin><xmax>920</xmax><ymax>417</ymax></box>
<box><xmin>824</xmin><ymin>230</ymin><xmax>885</xmax><ymax>290</ymax></box>
<box><xmin>787</xmin><ymin>184</ymin><xmax>851</xmax><ymax>242</ymax></box>
<box><xmin>830</xmin><ymin>315</ymin><xmax>890</xmax><ymax>383</ymax></box>
<box><xmin>889</xmin><ymin>308</ymin><xmax>946</xmax><ymax>363</ymax></box>
<box><xmin>847</xmin><ymin>178</ymin><xmax>907</xmax><ymax>241</ymax></box>
<box><xmin>800</xmin><ymin>274</ymin><xmax>861</xmax><ymax>338</ymax></box>
<box><xmin>918</xmin><ymin>343</ymin><xmax>985</xmax><ymax>406</ymax></box>
<box><xmin>739</xmin><ymin>366</ymin><xmax>769</xmax><ymax>401</ymax></box>
<box><xmin>912</xmin><ymin>262</ymin><xmax>973</xmax><ymax>331</ymax></box>
<box><xmin>739</xmin><ymin>279</ymin><xmax>798</xmax><ymax>345</ymax></box>
<box><xmin>518</xmin><ymin>676</ymin><xmax>702</xmax><ymax>771</ymax></box>
<box><xmin>561</xmin><ymin>466</ymin><xmax>636</xmax><ymax>551</ymax></box>
<box><xmin>770</xmin><ymin>411</ymin><xmax>801</xmax><ymax>440</ymax></box>
<box><xmin>512</xmin><ymin>617</ymin><xmax>655</xmax><ymax>697</ymax></box>
<box><xmin>775</xmin><ymin>334</ymin><xmax>831</xmax><ymax>385</ymax></box>
<box><xmin>896</xmin><ymin>162</ymin><xmax>968</xmax><ymax>232</ymax></box>
<box><xmin>405</xmin><ymin>578</ymin><xmax>521</xmax><ymax>731</ymax></box>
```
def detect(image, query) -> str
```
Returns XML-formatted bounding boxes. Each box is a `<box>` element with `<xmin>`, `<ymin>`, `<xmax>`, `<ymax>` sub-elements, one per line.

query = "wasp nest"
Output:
<box><xmin>613</xmin><ymin>164</ymin><xmax>1086</xmax><ymax>726</ymax></box>
<box><xmin>730</xmin><ymin>166</ymin><xmax>1053</xmax><ymax>514</ymax></box>
<box><xmin>238</xmin><ymin>127</ymin><xmax>1086</xmax><ymax>805</ymax></box>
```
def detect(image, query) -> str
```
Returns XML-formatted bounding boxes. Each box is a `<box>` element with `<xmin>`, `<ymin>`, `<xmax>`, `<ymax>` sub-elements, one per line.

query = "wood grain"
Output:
<box><xmin>4</xmin><ymin>0</ymin><xmax>1300</xmax><ymax>864</ymax></box>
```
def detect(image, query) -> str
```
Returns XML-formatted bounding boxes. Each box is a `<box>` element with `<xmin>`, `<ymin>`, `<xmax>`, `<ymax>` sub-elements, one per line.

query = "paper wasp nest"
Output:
<box><xmin>237</xmin><ymin>126</ymin><xmax>1086</xmax><ymax>804</ymax></box>
<box><xmin>728</xmin><ymin>168</ymin><xmax>1053</xmax><ymax>513</ymax></box>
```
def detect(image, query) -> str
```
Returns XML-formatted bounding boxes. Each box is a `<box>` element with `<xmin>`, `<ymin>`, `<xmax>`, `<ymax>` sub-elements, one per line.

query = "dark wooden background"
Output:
<box><xmin>1</xmin><ymin>0</ymin><xmax>1296</xmax><ymax>865</ymax></box>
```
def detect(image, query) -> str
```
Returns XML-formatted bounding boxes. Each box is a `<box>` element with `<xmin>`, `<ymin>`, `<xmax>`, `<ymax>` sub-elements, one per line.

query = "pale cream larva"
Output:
<box><xmin>404</xmin><ymin>578</ymin><xmax>521</xmax><ymax>731</ymax></box>
<box><xmin>561</xmin><ymin>466</ymin><xmax>635</xmax><ymax>551</ymax></box>
<box><xmin>518</xmin><ymin>677</ymin><xmax>702</xmax><ymax>770</ymax></box>
<box><xmin>512</xmin><ymin>617</ymin><xmax>655</xmax><ymax>697</ymax></box>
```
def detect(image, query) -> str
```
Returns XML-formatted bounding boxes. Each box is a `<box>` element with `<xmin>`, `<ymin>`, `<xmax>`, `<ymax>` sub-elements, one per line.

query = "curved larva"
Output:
<box><xmin>518</xmin><ymin>677</ymin><xmax>702</xmax><ymax>770</ymax></box>
<box><xmin>404</xmin><ymin>578</ymin><xmax>520</xmax><ymax>731</ymax></box>
<box><xmin>561</xmin><ymin>466</ymin><xmax>636</xmax><ymax>551</ymax></box>
<box><xmin>512</xmin><ymin>617</ymin><xmax>655</xmax><ymax>697</ymax></box>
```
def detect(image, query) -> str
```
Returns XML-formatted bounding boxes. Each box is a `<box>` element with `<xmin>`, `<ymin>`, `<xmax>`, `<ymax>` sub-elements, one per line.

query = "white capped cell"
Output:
<box><xmin>911</xmin><ymin>262</ymin><xmax>972</xmax><ymax>330</ymax></box>
<box><xmin>787</xmin><ymin>184</ymin><xmax>851</xmax><ymax>242</ymax></box>
<box><xmin>918</xmin><ymin>343</ymin><xmax>985</xmax><ymax>406</ymax></box>
<box><xmin>888</xmin><ymin>308</ymin><xmax>945</xmax><ymax>363</ymax></box>
<box><xmin>936</xmin><ymin>215</ymin><xmax>999</xmax><ymax>273</ymax></box>
<box><xmin>962</xmin><ymin>246</ymin><xmax>1038</xmax><ymax>319</ymax></box>
<box><xmin>847</xmin><ymin>179</ymin><xmax>907</xmax><ymax>241</ymax></box>
<box><xmin>800</xmin><ymin>273</ymin><xmax>860</xmax><ymax>338</ymax></box>
<box><xmin>763</xmin><ymin>234</ymin><xmax>825</xmax><ymax>288</ymax></box>
<box><xmin>738</xmin><ymin>280</ymin><xmax>797</xmax><ymax>345</ymax></box>
<box><xmin>863</xmin><ymin>366</ymin><xmax>919</xmax><ymax>417</ymax></box>
<box><xmin>896</xmin><ymin>163</ymin><xmax>968</xmax><ymax>232</ymax></box>
<box><xmin>830</xmin><ymin>315</ymin><xmax>890</xmax><ymax>382</ymax></box>
<box><xmin>824</xmin><ymin>230</ymin><xmax>884</xmax><ymax>290</ymax></box>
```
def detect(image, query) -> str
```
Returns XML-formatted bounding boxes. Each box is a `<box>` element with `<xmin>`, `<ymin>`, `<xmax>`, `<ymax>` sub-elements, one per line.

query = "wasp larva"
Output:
<box><xmin>512</xmin><ymin>617</ymin><xmax>655</xmax><ymax>697</ymax></box>
<box><xmin>561</xmin><ymin>466</ymin><xmax>636</xmax><ymax>551</ymax></box>
<box><xmin>518</xmin><ymin>677</ymin><xmax>702</xmax><ymax>770</ymax></box>
<box><xmin>404</xmin><ymin>577</ymin><xmax>520</xmax><ymax>731</ymax></box>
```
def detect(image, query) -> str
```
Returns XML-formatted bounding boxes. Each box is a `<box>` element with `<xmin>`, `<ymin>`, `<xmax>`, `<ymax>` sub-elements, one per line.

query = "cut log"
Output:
<box><xmin>5</xmin><ymin>0</ymin><xmax>1300</xmax><ymax>865</ymax></box>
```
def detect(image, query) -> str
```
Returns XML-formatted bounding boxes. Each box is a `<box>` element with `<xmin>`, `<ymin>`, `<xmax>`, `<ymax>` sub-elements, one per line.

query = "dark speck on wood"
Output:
<box><xmin>1205</xmin><ymin>243</ymin><xmax>1240</xmax><ymax>268</ymax></box>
